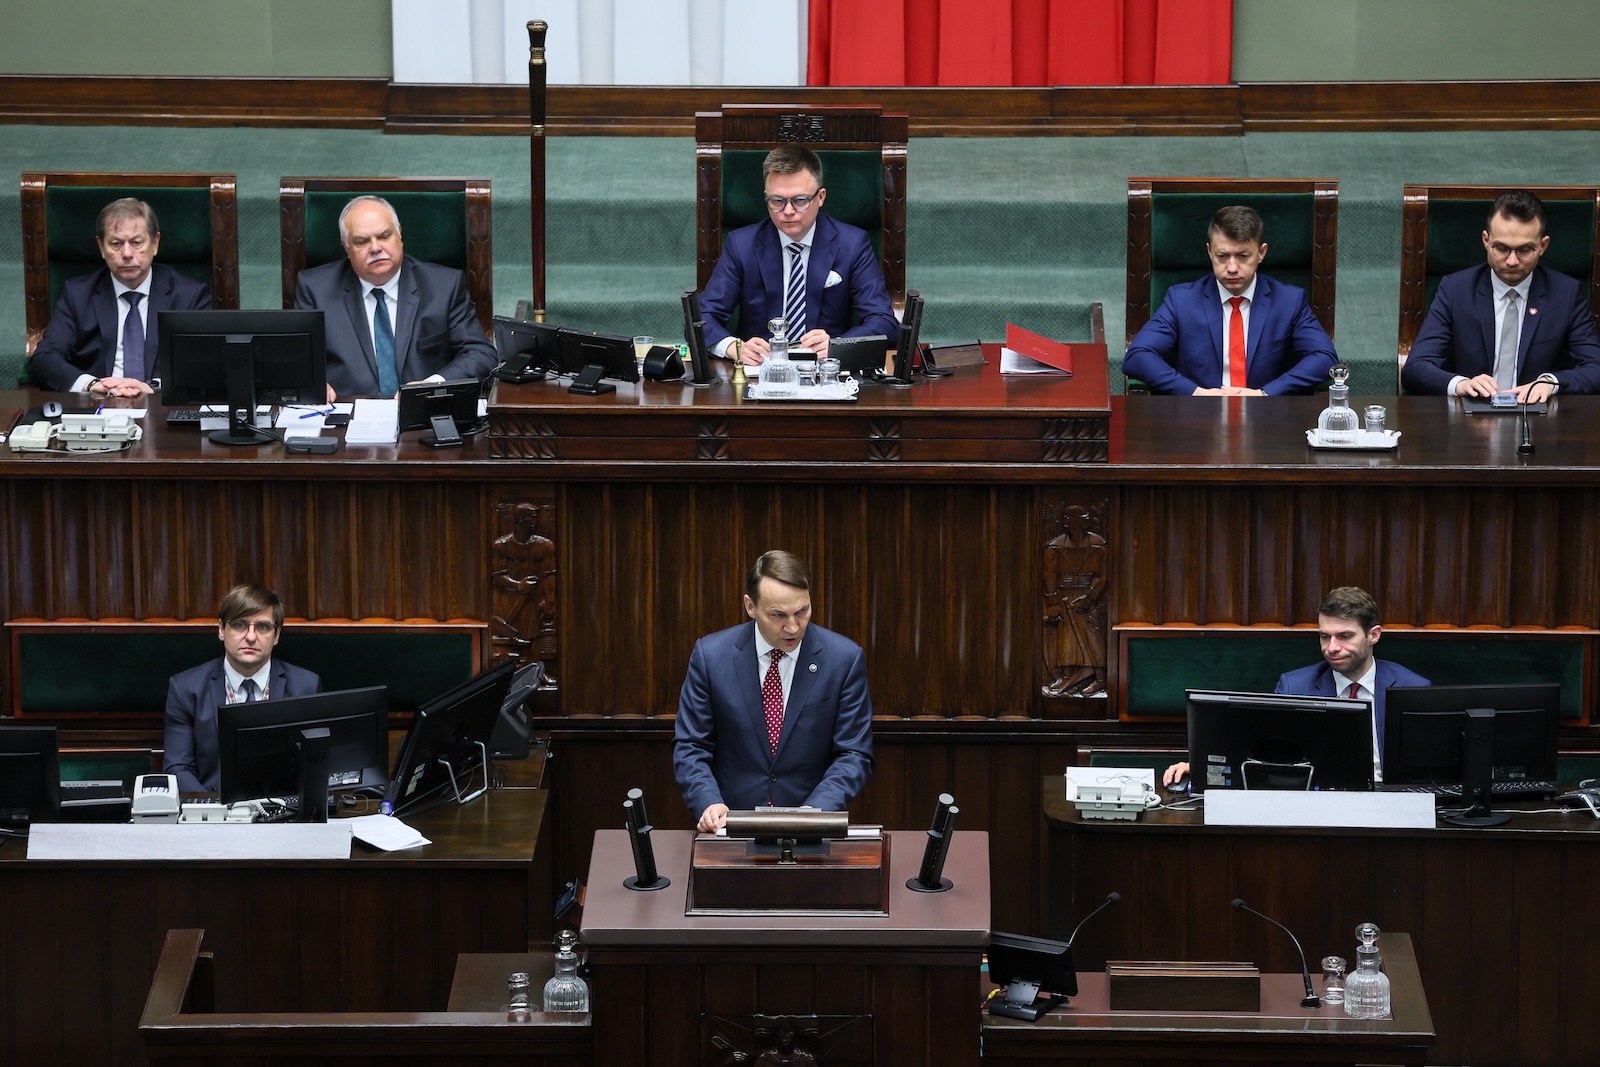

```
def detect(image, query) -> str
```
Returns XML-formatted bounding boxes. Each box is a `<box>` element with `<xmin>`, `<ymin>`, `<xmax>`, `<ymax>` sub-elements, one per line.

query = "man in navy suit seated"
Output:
<box><xmin>1123</xmin><ymin>205</ymin><xmax>1338</xmax><ymax>395</ymax></box>
<box><xmin>699</xmin><ymin>144</ymin><xmax>898</xmax><ymax>366</ymax></box>
<box><xmin>1401</xmin><ymin>189</ymin><xmax>1600</xmax><ymax>402</ymax></box>
<box><xmin>1163</xmin><ymin>587</ymin><xmax>1430</xmax><ymax>788</ymax></box>
<box><xmin>28</xmin><ymin>197</ymin><xmax>212</xmax><ymax>398</ymax></box>
<box><xmin>674</xmin><ymin>550</ymin><xmax>875</xmax><ymax>833</ymax></box>
<box><xmin>164</xmin><ymin>584</ymin><xmax>322</xmax><ymax>793</ymax></box>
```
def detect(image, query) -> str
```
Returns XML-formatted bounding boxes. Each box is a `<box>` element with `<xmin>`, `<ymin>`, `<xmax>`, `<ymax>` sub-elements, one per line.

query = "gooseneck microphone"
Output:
<box><xmin>1231</xmin><ymin>898</ymin><xmax>1319</xmax><ymax>1008</ymax></box>
<box><xmin>1518</xmin><ymin>392</ymin><xmax>1536</xmax><ymax>456</ymax></box>
<box><xmin>1067</xmin><ymin>892</ymin><xmax>1121</xmax><ymax>946</ymax></box>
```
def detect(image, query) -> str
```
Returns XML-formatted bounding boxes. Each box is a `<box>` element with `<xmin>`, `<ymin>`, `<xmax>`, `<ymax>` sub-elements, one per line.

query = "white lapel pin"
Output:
<box><xmin>808</xmin><ymin>663</ymin><xmax>818</xmax><ymax>673</ymax></box>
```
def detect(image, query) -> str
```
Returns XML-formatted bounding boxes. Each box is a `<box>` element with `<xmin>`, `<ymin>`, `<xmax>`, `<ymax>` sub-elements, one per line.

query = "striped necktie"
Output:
<box><xmin>783</xmin><ymin>243</ymin><xmax>807</xmax><ymax>339</ymax></box>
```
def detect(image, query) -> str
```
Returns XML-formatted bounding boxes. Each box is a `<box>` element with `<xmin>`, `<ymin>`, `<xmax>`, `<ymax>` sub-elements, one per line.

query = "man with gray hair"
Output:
<box><xmin>293</xmin><ymin>195</ymin><xmax>495</xmax><ymax>398</ymax></box>
<box><xmin>28</xmin><ymin>197</ymin><xmax>212</xmax><ymax>396</ymax></box>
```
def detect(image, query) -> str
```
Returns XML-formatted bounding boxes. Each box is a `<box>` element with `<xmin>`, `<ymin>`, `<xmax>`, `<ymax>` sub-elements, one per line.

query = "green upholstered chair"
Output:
<box><xmin>1397</xmin><ymin>184</ymin><xmax>1600</xmax><ymax>390</ymax></box>
<box><xmin>278</xmin><ymin>177</ymin><xmax>494</xmax><ymax>336</ymax></box>
<box><xmin>20</xmin><ymin>171</ymin><xmax>239</xmax><ymax>355</ymax></box>
<box><xmin>1124</xmin><ymin>177</ymin><xmax>1339</xmax><ymax>393</ymax></box>
<box><xmin>695</xmin><ymin>104</ymin><xmax>908</xmax><ymax>327</ymax></box>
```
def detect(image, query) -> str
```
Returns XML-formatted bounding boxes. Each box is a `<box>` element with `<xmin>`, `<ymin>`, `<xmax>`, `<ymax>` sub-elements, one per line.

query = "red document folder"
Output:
<box><xmin>1003</xmin><ymin>323</ymin><xmax>1074</xmax><ymax>375</ymax></box>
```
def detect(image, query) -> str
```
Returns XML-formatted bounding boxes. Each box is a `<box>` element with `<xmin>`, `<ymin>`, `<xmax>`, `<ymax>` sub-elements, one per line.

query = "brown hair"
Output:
<box><xmin>1318</xmin><ymin>586</ymin><xmax>1379</xmax><ymax>631</ymax></box>
<box><xmin>96</xmin><ymin>197</ymin><xmax>160</xmax><ymax>241</ymax></box>
<box><xmin>218</xmin><ymin>583</ymin><xmax>285</xmax><ymax>628</ymax></box>
<box><xmin>762</xmin><ymin>144</ymin><xmax>825</xmax><ymax>186</ymax></box>
<box><xmin>1208</xmin><ymin>205</ymin><xmax>1264</xmax><ymax>245</ymax></box>
<box><xmin>746</xmin><ymin>550</ymin><xmax>812</xmax><ymax>602</ymax></box>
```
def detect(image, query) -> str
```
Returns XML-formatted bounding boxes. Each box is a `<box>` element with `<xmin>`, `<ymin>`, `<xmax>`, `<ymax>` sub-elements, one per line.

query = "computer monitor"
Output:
<box><xmin>831</xmin><ymin>334</ymin><xmax>890</xmax><ymax>377</ymax></box>
<box><xmin>385</xmin><ymin>661</ymin><xmax>516</xmax><ymax>815</ymax></box>
<box><xmin>493</xmin><ymin>315</ymin><xmax>562</xmax><ymax>382</ymax></box>
<box><xmin>884</xmin><ymin>288</ymin><xmax>925</xmax><ymax>386</ymax></box>
<box><xmin>0</xmin><ymin>725</ymin><xmax>60</xmax><ymax>830</ymax></box>
<box><xmin>558</xmin><ymin>328</ymin><xmax>637</xmax><ymax>395</ymax></box>
<box><xmin>681</xmin><ymin>289</ymin><xmax>721</xmax><ymax>388</ymax></box>
<box><xmin>987</xmin><ymin>931</ymin><xmax>1077</xmax><ymax>1020</ymax></box>
<box><xmin>218</xmin><ymin>686</ymin><xmax>389</xmax><ymax>823</ymax></box>
<box><xmin>159</xmin><ymin>309</ymin><xmax>327</xmax><ymax>447</ymax></box>
<box><xmin>396</xmin><ymin>378</ymin><xmax>484</xmax><ymax>448</ymax></box>
<box><xmin>1185</xmin><ymin>689</ymin><xmax>1375</xmax><ymax>793</ymax></box>
<box><xmin>490</xmin><ymin>659</ymin><xmax>546</xmax><ymax>760</ymax></box>
<box><xmin>1383</xmin><ymin>682</ymin><xmax>1561</xmax><ymax>826</ymax></box>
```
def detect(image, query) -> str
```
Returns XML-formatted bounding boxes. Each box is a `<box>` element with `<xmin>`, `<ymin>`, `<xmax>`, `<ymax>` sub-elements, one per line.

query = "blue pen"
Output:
<box><xmin>95</xmin><ymin>404</ymin><xmax>104</xmax><ymax>414</ymax></box>
<box><xmin>299</xmin><ymin>407</ymin><xmax>335</xmax><ymax>419</ymax></box>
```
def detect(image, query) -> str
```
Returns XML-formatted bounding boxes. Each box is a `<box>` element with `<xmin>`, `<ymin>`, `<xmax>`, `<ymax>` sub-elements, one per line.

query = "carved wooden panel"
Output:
<box><xmin>489</xmin><ymin>488</ymin><xmax>558</xmax><ymax>682</ymax></box>
<box><xmin>1040</xmin><ymin>497</ymin><xmax>1109</xmax><ymax>706</ymax></box>
<box><xmin>702</xmin><ymin>1014</ymin><xmax>871</xmax><ymax>1064</ymax></box>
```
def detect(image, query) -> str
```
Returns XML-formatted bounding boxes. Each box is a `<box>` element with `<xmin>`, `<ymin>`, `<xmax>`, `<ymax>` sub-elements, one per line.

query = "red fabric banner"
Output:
<box><xmin>808</xmin><ymin>0</ymin><xmax>1232</xmax><ymax>87</ymax></box>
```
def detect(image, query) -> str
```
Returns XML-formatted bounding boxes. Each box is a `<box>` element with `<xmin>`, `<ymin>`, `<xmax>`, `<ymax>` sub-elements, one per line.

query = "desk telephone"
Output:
<box><xmin>131</xmin><ymin>774</ymin><xmax>180</xmax><ymax>821</ymax></box>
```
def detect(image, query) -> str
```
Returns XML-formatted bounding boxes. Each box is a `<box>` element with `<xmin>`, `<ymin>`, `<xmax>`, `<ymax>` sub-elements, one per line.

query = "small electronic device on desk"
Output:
<box><xmin>492</xmin><ymin>315</ymin><xmax>563</xmax><ymax>382</ymax></box>
<box><xmin>687</xmin><ymin>810</ymin><xmax>887</xmax><ymax>915</ymax></box>
<box><xmin>396</xmin><ymin>378</ymin><xmax>484</xmax><ymax>448</ymax></box>
<box><xmin>558</xmin><ymin>328</ymin><xmax>636</xmax><ymax>395</ymax></box>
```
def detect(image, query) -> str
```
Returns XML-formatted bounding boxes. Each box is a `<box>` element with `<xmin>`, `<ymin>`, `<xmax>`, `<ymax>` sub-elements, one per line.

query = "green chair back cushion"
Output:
<box><xmin>302</xmin><ymin>190</ymin><xmax>469</xmax><ymax>272</ymax></box>
<box><xmin>1147</xmin><ymin>192</ymin><xmax>1316</xmax><ymax>313</ymax></box>
<box><xmin>1122</xmin><ymin>630</ymin><xmax>1584</xmax><ymax>721</ymax></box>
<box><xmin>1423</xmin><ymin>198</ymin><xmax>1595</xmax><ymax>311</ymax></box>
<box><xmin>58</xmin><ymin>752</ymin><xmax>153</xmax><ymax>790</ymax></box>
<box><xmin>19</xmin><ymin>630</ymin><xmax>477</xmax><ymax>715</ymax></box>
<box><xmin>44</xmin><ymin>185</ymin><xmax>216</xmax><ymax>308</ymax></box>
<box><xmin>720</xmin><ymin>149</ymin><xmax>883</xmax><ymax>255</ymax></box>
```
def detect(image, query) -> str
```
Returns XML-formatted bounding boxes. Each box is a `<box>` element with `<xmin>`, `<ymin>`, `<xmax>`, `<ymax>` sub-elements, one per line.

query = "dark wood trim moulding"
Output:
<box><xmin>3</xmin><ymin>75</ymin><xmax>1599</xmax><ymax>136</ymax></box>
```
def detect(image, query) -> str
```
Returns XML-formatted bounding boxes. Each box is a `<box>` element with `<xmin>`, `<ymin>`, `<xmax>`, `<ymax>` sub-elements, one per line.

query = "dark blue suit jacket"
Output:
<box><xmin>674</xmin><ymin>621</ymin><xmax>875</xmax><ymax>816</ymax></box>
<box><xmin>164</xmin><ymin>657</ymin><xmax>323</xmax><ymax>793</ymax></box>
<box><xmin>28</xmin><ymin>264</ymin><xmax>212</xmax><ymax>390</ymax></box>
<box><xmin>293</xmin><ymin>258</ymin><xmax>496</xmax><ymax>396</ymax></box>
<box><xmin>1122</xmin><ymin>273</ymin><xmax>1337</xmax><ymax>395</ymax></box>
<box><xmin>1274</xmin><ymin>659</ymin><xmax>1431</xmax><ymax>759</ymax></box>
<box><xmin>1400</xmin><ymin>264</ymin><xmax>1600</xmax><ymax>394</ymax></box>
<box><xmin>698</xmin><ymin>214</ymin><xmax>899</xmax><ymax>350</ymax></box>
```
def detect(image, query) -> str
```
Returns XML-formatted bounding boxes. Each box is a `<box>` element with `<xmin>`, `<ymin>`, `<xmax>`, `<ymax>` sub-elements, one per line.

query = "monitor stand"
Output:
<box><xmin>210</xmin><ymin>339</ymin><xmax>270</xmax><ymax>447</ymax></box>
<box><xmin>988</xmin><ymin>978</ymin><xmax>1066</xmax><ymax>1021</ymax></box>
<box><xmin>568</xmin><ymin>364</ymin><xmax>617</xmax><ymax>395</ymax></box>
<box><xmin>1444</xmin><ymin>708</ymin><xmax>1511</xmax><ymax>827</ymax></box>
<box><xmin>294</xmin><ymin>726</ymin><xmax>333</xmax><ymax>823</ymax></box>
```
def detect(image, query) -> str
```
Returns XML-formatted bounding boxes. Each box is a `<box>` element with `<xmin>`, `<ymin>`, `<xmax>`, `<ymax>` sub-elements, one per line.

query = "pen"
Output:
<box><xmin>95</xmin><ymin>404</ymin><xmax>104</xmax><ymax>414</ymax></box>
<box><xmin>299</xmin><ymin>407</ymin><xmax>335</xmax><ymax>419</ymax></box>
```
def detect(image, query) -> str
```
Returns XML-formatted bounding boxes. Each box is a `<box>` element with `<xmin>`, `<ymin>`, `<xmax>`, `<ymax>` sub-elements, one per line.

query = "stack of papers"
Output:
<box><xmin>348</xmin><ymin>813</ymin><xmax>431</xmax><ymax>851</ymax></box>
<box><xmin>346</xmin><ymin>398</ymin><xmax>398</xmax><ymax>444</ymax></box>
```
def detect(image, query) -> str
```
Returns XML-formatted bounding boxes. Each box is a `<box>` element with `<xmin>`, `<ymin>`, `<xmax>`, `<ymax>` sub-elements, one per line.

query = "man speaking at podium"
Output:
<box><xmin>674</xmin><ymin>551</ymin><xmax>875</xmax><ymax>833</ymax></box>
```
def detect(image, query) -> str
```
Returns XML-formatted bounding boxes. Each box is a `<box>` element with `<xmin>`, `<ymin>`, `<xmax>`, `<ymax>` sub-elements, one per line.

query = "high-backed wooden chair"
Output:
<box><xmin>1125</xmin><ymin>177</ymin><xmax>1339</xmax><ymax>392</ymax></box>
<box><xmin>1396</xmin><ymin>184</ymin><xmax>1600</xmax><ymax>388</ymax></box>
<box><xmin>20</xmin><ymin>171</ymin><xmax>239</xmax><ymax>355</ymax></box>
<box><xmin>279</xmin><ymin>177</ymin><xmax>494</xmax><ymax>335</ymax></box>
<box><xmin>695</xmin><ymin>105</ymin><xmax>908</xmax><ymax>318</ymax></box>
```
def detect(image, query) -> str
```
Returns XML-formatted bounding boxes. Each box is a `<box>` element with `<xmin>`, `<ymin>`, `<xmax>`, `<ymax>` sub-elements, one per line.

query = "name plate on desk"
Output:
<box><xmin>27</xmin><ymin>822</ymin><xmax>353</xmax><ymax>860</ymax></box>
<box><xmin>687</xmin><ymin>835</ymin><xmax>889</xmax><ymax>915</ymax></box>
<box><xmin>1205</xmin><ymin>790</ymin><xmax>1435</xmax><ymax>829</ymax></box>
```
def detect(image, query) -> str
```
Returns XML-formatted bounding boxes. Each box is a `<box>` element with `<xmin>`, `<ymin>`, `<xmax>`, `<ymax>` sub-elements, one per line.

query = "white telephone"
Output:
<box><xmin>8</xmin><ymin>421</ymin><xmax>55</xmax><ymax>451</ymax></box>
<box><xmin>131</xmin><ymin>774</ymin><xmax>181</xmax><ymax>822</ymax></box>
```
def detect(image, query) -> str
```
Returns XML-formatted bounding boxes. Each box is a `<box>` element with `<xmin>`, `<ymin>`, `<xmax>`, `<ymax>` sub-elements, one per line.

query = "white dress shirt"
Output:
<box><xmin>69</xmin><ymin>272</ymin><xmax>153</xmax><ymax>392</ymax></box>
<box><xmin>1216</xmin><ymin>276</ymin><xmax>1258</xmax><ymax>390</ymax></box>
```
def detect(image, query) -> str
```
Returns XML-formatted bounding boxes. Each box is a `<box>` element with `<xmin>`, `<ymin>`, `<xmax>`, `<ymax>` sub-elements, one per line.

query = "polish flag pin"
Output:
<box><xmin>1529</xmin><ymin>307</ymin><xmax>1539</xmax><ymax>315</ymax></box>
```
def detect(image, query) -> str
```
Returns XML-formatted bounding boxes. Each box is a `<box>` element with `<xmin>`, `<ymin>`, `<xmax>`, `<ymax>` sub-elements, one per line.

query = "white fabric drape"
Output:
<box><xmin>392</xmin><ymin>0</ymin><xmax>807</xmax><ymax>85</ymax></box>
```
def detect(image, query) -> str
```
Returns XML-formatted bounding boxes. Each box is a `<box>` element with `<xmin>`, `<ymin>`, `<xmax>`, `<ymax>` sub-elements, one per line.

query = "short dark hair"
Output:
<box><xmin>746</xmin><ymin>550</ymin><xmax>812</xmax><ymax>602</ymax></box>
<box><xmin>96</xmin><ymin>197</ymin><xmax>160</xmax><ymax>241</ymax></box>
<box><xmin>219</xmin><ymin>584</ymin><xmax>284</xmax><ymax>628</ymax></box>
<box><xmin>762</xmin><ymin>145</ymin><xmax>824</xmax><ymax>187</ymax></box>
<box><xmin>1318</xmin><ymin>586</ymin><xmax>1379</xmax><ymax>632</ymax></box>
<box><xmin>1489</xmin><ymin>190</ymin><xmax>1546</xmax><ymax>236</ymax></box>
<box><xmin>1207</xmin><ymin>205</ymin><xmax>1264</xmax><ymax>246</ymax></box>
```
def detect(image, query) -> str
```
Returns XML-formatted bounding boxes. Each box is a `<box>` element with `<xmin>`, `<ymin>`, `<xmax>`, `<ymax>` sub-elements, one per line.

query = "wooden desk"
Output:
<box><xmin>1043</xmin><ymin>777</ymin><xmax>1600</xmax><ymax>1066</ymax></box>
<box><xmin>580</xmin><ymin>828</ymin><xmax>989</xmax><ymax>1067</ymax></box>
<box><xmin>0</xmin><ymin>787</ymin><xmax>545</xmax><ymax>1067</ymax></box>
<box><xmin>983</xmin><ymin>932</ymin><xmax>1434</xmax><ymax>1066</ymax></box>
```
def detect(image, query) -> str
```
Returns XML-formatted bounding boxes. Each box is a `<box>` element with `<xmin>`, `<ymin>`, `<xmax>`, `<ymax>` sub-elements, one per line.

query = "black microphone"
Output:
<box><xmin>1518</xmin><ymin>393</ymin><xmax>1535</xmax><ymax>456</ymax></box>
<box><xmin>1067</xmin><ymin>892</ymin><xmax>1120</xmax><ymax>947</ymax></box>
<box><xmin>1231</xmin><ymin>898</ymin><xmax>1319</xmax><ymax>1008</ymax></box>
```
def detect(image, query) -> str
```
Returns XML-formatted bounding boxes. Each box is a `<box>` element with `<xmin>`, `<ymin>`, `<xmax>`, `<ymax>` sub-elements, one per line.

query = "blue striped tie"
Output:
<box><xmin>783</xmin><ymin>242</ymin><xmax>807</xmax><ymax>339</ymax></box>
<box><xmin>372</xmin><ymin>288</ymin><xmax>399</xmax><ymax>396</ymax></box>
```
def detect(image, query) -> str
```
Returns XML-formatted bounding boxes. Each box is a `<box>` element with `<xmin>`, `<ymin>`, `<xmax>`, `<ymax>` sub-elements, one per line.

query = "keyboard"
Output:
<box><xmin>165</xmin><ymin>409</ymin><xmax>206</xmax><ymax>426</ymax></box>
<box><xmin>1393</xmin><ymin>780</ymin><xmax>1557</xmax><ymax>800</ymax></box>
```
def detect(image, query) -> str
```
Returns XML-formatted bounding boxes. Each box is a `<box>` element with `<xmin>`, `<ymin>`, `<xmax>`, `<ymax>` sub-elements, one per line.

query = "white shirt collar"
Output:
<box><xmin>1216</xmin><ymin>276</ymin><xmax>1259</xmax><ymax>306</ymax></box>
<box><xmin>364</xmin><ymin>266</ymin><xmax>403</xmax><ymax>302</ymax></box>
<box><xmin>773</xmin><ymin>222</ymin><xmax>817</xmax><ymax>250</ymax></box>
<box><xmin>1490</xmin><ymin>270</ymin><xmax>1532</xmax><ymax>303</ymax></box>
<box><xmin>112</xmin><ymin>272</ymin><xmax>154</xmax><ymax>300</ymax></box>
<box><xmin>1338</xmin><ymin>658</ymin><xmax>1378</xmax><ymax>698</ymax></box>
<box><xmin>224</xmin><ymin>657</ymin><xmax>272</xmax><ymax>695</ymax></box>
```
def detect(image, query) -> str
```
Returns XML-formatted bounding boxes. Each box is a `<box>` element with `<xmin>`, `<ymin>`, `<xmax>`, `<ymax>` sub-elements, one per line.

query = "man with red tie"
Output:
<box><xmin>1122</xmin><ymin>205</ymin><xmax>1337</xmax><ymax>395</ymax></box>
<box><xmin>673</xmin><ymin>550</ymin><xmax>875</xmax><ymax>833</ymax></box>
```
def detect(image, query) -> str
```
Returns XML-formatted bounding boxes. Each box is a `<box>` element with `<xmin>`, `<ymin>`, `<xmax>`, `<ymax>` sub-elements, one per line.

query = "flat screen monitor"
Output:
<box><xmin>558</xmin><ymin>328</ymin><xmax>638</xmax><ymax>392</ymax></box>
<box><xmin>681</xmin><ymin>289</ymin><xmax>721</xmax><ymax>387</ymax></box>
<box><xmin>493</xmin><ymin>315</ymin><xmax>562</xmax><ymax>382</ymax></box>
<box><xmin>1185</xmin><ymin>689</ymin><xmax>1375</xmax><ymax>793</ymax></box>
<box><xmin>987</xmin><ymin>931</ymin><xmax>1076</xmax><ymax>1020</ymax></box>
<box><xmin>885</xmin><ymin>289</ymin><xmax>925</xmax><ymax>385</ymax></box>
<box><xmin>0</xmin><ymin>725</ymin><xmax>60</xmax><ymax>830</ymax></box>
<box><xmin>1383</xmin><ymin>682</ymin><xmax>1561</xmax><ymax>826</ymax></box>
<box><xmin>159</xmin><ymin>309</ymin><xmax>327</xmax><ymax>447</ymax></box>
<box><xmin>830</xmin><ymin>334</ymin><xmax>889</xmax><ymax>377</ymax></box>
<box><xmin>218</xmin><ymin>685</ymin><xmax>389</xmax><ymax>823</ymax></box>
<box><xmin>396</xmin><ymin>378</ymin><xmax>484</xmax><ymax>447</ymax></box>
<box><xmin>385</xmin><ymin>661</ymin><xmax>516</xmax><ymax>815</ymax></box>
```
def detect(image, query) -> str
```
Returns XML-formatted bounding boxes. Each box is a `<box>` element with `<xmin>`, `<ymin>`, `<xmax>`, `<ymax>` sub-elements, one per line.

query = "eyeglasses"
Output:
<box><xmin>225</xmin><ymin>619</ymin><xmax>278</xmax><ymax>636</ymax></box>
<box><xmin>1489</xmin><ymin>242</ymin><xmax>1542</xmax><ymax>259</ymax></box>
<box><xmin>766</xmin><ymin>194</ymin><xmax>820</xmax><ymax>212</ymax></box>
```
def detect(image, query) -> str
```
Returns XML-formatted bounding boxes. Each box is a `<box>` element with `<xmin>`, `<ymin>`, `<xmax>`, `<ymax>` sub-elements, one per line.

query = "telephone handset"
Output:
<box><xmin>131</xmin><ymin>774</ymin><xmax>181</xmax><ymax>821</ymax></box>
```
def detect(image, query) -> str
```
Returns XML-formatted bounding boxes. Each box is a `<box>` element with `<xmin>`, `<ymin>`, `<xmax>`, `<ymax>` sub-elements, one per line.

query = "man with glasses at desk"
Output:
<box><xmin>1401</xmin><ymin>189</ymin><xmax>1600</xmax><ymax>402</ymax></box>
<box><xmin>699</xmin><ymin>144</ymin><xmax>898</xmax><ymax>366</ymax></box>
<box><xmin>164</xmin><ymin>584</ymin><xmax>322</xmax><ymax>792</ymax></box>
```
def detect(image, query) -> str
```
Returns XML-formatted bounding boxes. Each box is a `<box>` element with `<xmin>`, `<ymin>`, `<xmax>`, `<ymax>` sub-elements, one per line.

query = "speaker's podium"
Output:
<box><xmin>581</xmin><ymin>825</ymin><xmax>989</xmax><ymax>1067</ymax></box>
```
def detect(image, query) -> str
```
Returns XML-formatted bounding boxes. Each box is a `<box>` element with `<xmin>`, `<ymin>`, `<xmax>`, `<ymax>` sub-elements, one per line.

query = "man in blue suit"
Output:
<box><xmin>164</xmin><ymin>584</ymin><xmax>322</xmax><ymax>793</ymax></box>
<box><xmin>699</xmin><ymin>144</ymin><xmax>898</xmax><ymax>366</ymax></box>
<box><xmin>1401</xmin><ymin>190</ymin><xmax>1600</xmax><ymax>401</ymax></box>
<box><xmin>1123</xmin><ymin>205</ymin><xmax>1337</xmax><ymax>395</ymax></box>
<box><xmin>674</xmin><ymin>550</ymin><xmax>875</xmax><ymax>833</ymax></box>
<box><xmin>28</xmin><ymin>197</ymin><xmax>212</xmax><ymax>397</ymax></box>
<box><xmin>1164</xmin><ymin>587</ymin><xmax>1430</xmax><ymax>788</ymax></box>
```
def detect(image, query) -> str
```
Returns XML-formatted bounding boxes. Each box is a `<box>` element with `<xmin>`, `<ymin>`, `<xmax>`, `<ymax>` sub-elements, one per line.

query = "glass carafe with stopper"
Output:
<box><xmin>1343</xmin><ymin>922</ymin><xmax>1391</xmax><ymax>1019</ymax></box>
<box><xmin>1316</xmin><ymin>364</ymin><xmax>1358</xmax><ymax>444</ymax></box>
<box><xmin>762</xmin><ymin>316</ymin><xmax>799</xmax><ymax>397</ymax></box>
<box><xmin>542</xmin><ymin>929</ymin><xmax>590</xmax><ymax>1012</ymax></box>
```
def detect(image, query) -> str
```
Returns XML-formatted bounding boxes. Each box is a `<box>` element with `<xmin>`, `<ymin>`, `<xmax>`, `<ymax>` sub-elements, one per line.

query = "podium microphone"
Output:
<box><xmin>1231</xmin><ymin>898</ymin><xmax>1319</xmax><ymax>1007</ymax></box>
<box><xmin>1518</xmin><ymin>393</ymin><xmax>1536</xmax><ymax>456</ymax></box>
<box><xmin>908</xmin><ymin>792</ymin><xmax>958</xmax><ymax>893</ymax></box>
<box><xmin>1067</xmin><ymin>892</ymin><xmax>1120</xmax><ymax>947</ymax></box>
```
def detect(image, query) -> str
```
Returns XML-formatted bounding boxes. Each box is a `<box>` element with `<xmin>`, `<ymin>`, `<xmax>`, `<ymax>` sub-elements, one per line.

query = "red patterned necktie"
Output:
<box><xmin>762</xmin><ymin>649</ymin><xmax>785</xmax><ymax>753</ymax></box>
<box><xmin>1227</xmin><ymin>296</ymin><xmax>1246</xmax><ymax>388</ymax></box>
<box><xmin>1347</xmin><ymin>682</ymin><xmax>1359</xmax><ymax>700</ymax></box>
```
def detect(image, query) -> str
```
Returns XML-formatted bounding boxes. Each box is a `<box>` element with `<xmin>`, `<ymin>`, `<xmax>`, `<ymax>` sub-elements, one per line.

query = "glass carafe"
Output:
<box><xmin>1343</xmin><ymin>922</ymin><xmax>1391</xmax><ymax>1019</ymax></box>
<box><xmin>1317</xmin><ymin>364</ymin><xmax>1359</xmax><ymax>444</ymax></box>
<box><xmin>542</xmin><ymin>930</ymin><xmax>590</xmax><ymax>1012</ymax></box>
<box><xmin>762</xmin><ymin>316</ymin><xmax>799</xmax><ymax>397</ymax></box>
